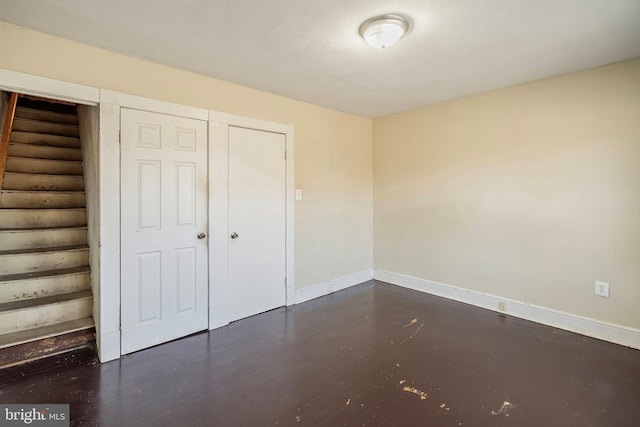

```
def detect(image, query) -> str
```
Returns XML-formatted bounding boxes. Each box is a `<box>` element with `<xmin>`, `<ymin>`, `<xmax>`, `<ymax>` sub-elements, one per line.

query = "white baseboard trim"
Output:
<box><xmin>209</xmin><ymin>304</ymin><xmax>229</xmax><ymax>331</ymax></box>
<box><xmin>97</xmin><ymin>330</ymin><xmax>121</xmax><ymax>363</ymax></box>
<box><xmin>294</xmin><ymin>269</ymin><xmax>374</xmax><ymax>304</ymax></box>
<box><xmin>374</xmin><ymin>270</ymin><xmax>640</xmax><ymax>350</ymax></box>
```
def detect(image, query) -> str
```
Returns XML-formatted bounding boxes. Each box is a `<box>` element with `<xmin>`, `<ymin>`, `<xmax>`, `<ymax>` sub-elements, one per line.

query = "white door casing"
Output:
<box><xmin>228</xmin><ymin>126</ymin><xmax>286</xmax><ymax>321</ymax></box>
<box><xmin>120</xmin><ymin>108</ymin><xmax>208</xmax><ymax>354</ymax></box>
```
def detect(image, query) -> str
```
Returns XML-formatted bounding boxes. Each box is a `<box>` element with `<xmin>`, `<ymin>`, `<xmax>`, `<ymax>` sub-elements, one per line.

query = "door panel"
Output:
<box><xmin>228</xmin><ymin>126</ymin><xmax>286</xmax><ymax>322</ymax></box>
<box><xmin>121</xmin><ymin>108</ymin><xmax>208</xmax><ymax>355</ymax></box>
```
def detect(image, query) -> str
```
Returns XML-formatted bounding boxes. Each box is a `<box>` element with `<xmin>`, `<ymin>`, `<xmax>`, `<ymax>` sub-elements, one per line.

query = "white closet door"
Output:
<box><xmin>228</xmin><ymin>126</ymin><xmax>286</xmax><ymax>322</ymax></box>
<box><xmin>120</xmin><ymin>108</ymin><xmax>208</xmax><ymax>354</ymax></box>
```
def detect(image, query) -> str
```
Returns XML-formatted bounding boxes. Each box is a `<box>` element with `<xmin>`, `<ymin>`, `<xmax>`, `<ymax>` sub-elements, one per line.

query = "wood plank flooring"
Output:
<box><xmin>1</xmin><ymin>280</ymin><xmax>639</xmax><ymax>426</ymax></box>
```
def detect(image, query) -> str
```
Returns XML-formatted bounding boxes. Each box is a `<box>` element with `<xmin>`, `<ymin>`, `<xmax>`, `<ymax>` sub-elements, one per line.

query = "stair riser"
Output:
<box><xmin>11</xmin><ymin>132</ymin><xmax>81</xmax><ymax>148</ymax></box>
<box><xmin>0</xmin><ymin>329</ymin><xmax>94</xmax><ymax>369</ymax></box>
<box><xmin>9</xmin><ymin>143</ymin><xmax>82</xmax><ymax>161</ymax></box>
<box><xmin>0</xmin><ymin>317</ymin><xmax>94</xmax><ymax>350</ymax></box>
<box><xmin>0</xmin><ymin>228</ymin><xmax>88</xmax><ymax>251</ymax></box>
<box><xmin>5</xmin><ymin>157</ymin><xmax>83</xmax><ymax>175</ymax></box>
<box><xmin>12</xmin><ymin>118</ymin><xmax>80</xmax><ymax>138</ymax></box>
<box><xmin>0</xmin><ymin>272</ymin><xmax>90</xmax><ymax>304</ymax></box>
<box><xmin>0</xmin><ymin>192</ymin><xmax>86</xmax><ymax>209</ymax></box>
<box><xmin>0</xmin><ymin>297</ymin><xmax>92</xmax><ymax>335</ymax></box>
<box><xmin>0</xmin><ymin>210</ymin><xmax>86</xmax><ymax>229</ymax></box>
<box><xmin>2</xmin><ymin>174</ymin><xmax>84</xmax><ymax>191</ymax></box>
<box><xmin>0</xmin><ymin>328</ymin><xmax>96</xmax><ymax>370</ymax></box>
<box><xmin>15</xmin><ymin>107</ymin><xmax>79</xmax><ymax>125</ymax></box>
<box><xmin>0</xmin><ymin>249</ymin><xmax>89</xmax><ymax>276</ymax></box>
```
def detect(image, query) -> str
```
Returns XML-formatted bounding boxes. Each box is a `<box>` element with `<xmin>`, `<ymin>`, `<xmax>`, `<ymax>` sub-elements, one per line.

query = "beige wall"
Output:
<box><xmin>2</xmin><ymin>21</ymin><xmax>637</xmax><ymax>332</ymax></box>
<box><xmin>0</xmin><ymin>22</ymin><xmax>373</xmax><ymax>290</ymax></box>
<box><xmin>374</xmin><ymin>58</ymin><xmax>640</xmax><ymax>329</ymax></box>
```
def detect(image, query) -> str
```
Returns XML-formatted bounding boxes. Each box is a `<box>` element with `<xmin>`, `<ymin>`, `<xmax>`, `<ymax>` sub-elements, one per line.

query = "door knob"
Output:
<box><xmin>230</xmin><ymin>232</ymin><xmax>239</xmax><ymax>239</ymax></box>
<box><xmin>197</xmin><ymin>232</ymin><xmax>207</xmax><ymax>239</ymax></box>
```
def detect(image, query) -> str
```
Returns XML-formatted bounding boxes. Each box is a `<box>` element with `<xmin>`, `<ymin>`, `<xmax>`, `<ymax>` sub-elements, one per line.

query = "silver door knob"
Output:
<box><xmin>197</xmin><ymin>232</ymin><xmax>206</xmax><ymax>239</ymax></box>
<box><xmin>230</xmin><ymin>232</ymin><xmax>239</xmax><ymax>239</ymax></box>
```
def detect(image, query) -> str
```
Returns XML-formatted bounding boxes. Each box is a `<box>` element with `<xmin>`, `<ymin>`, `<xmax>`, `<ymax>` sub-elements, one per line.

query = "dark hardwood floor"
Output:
<box><xmin>1</xmin><ymin>280</ymin><xmax>639</xmax><ymax>426</ymax></box>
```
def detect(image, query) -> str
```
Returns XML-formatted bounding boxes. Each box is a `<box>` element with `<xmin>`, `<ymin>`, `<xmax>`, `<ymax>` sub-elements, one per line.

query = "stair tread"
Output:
<box><xmin>5</xmin><ymin>157</ymin><xmax>84</xmax><ymax>176</ymax></box>
<box><xmin>13</xmin><ymin>117</ymin><xmax>79</xmax><ymax>127</ymax></box>
<box><xmin>0</xmin><ymin>208</ymin><xmax>86</xmax><ymax>212</ymax></box>
<box><xmin>0</xmin><ymin>192</ymin><xmax>86</xmax><ymax>210</ymax></box>
<box><xmin>0</xmin><ymin>190</ymin><xmax>86</xmax><ymax>195</ymax></box>
<box><xmin>0</xmin><ymin>226</ymin><xmax>88</xmax><ymax>232</ymax></box>
<box><xmin>10</xmin><ymin>132</ymin><xmax>81</xmax><ymax>147</ymax></box>
<box><xmin>11</xmin><ymin>131</ymin><xmax>80</xmax><ymax>138</ymax></box>
<box><xmin>9</xmin><ymin>142</ymin><xmax>81</xmax><ymax>151</ymax></box>
<box><xmin>0</xmin><ymin>209</ymin><xmax>87</xmax><ymax>213</ymax></box>
<box><xmin>12</xmin><ymin>117</ymin><xmax>79</xmax><ymax>135</ymax></box>
<box><xmin>0</xmin><ymin>244</ymin><xmax>89</xmax><ymax>256</ymax></box>
<box><xmin>1</xmin><ymin>173</ymin><xmax>85</xmax><ymax>191</ymax></box>
<box><xmin>3</xmin><ymin>172</ymin><xmax>84</xmax><ymax>178</ymax></box>
<box><xmin>0</xmin><ymin>289</ymin><xmax>92</xmax><ymax>313</ymax></box>
<box><xmin>7</xmin><ymin>144</ymin><xmax>83</xmax><ymax>162</ymax></box>
<box><xmin>15</xmin><ymin>107</ymin><xmax>79</xmax><ymax>125</ymax></box>
<box><xmin>0</xmin><ymin>266</ymin><xmax>91</xmax><ymax>283</ymax></box>
<box><xmin>0</xmin><ymin>210</ymin><xmax>87</xmax><ymax>229</ymax></box>
<box><xmin>0</xmin><ymin>317</ymin><xmax>93</xmax><ymax>349</ymax></box>
<box><xmin>5</xmin><ymin>156</ymin><xmax>83</xmax><ymax>164</ymax></box>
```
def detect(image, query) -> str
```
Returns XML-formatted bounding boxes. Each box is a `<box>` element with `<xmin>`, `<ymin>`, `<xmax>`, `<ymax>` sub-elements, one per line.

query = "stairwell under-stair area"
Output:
<box><xmin>0</xmin><ymin>93</ymin><xmax>95</xmax><ymax>368</ymax></box>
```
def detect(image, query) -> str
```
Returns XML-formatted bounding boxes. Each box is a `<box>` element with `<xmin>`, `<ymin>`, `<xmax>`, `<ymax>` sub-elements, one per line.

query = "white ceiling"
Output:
<box><xmin>1</xmin><ymin>0</ymin><xmax>640</xmax><ymax>117</ymax></box>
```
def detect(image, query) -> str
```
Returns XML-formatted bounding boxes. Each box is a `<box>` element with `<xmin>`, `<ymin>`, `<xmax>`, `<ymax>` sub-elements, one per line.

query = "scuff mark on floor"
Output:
<box><xmin>402</xmin><ymin>386</ymin><xmax>428</xmax><ymax>400</ymax></box>
<box><xmin>399</xmin><ymin>379</ymin><xmax>406</xmax><ymax>385</ymax></box>
<box><xmin>296</xmin><ymin>415</ymin><xmax>301</xmax><ymax>422</ymax></box>
<box><xmin>403</xmin><ymin>319</ymin><xmax>418</xmax><ymax>327</ymax></box>
<box><xmin>410</xmin><ymin>323</ymin><xmax>425</xmax><ymax>339</ymax></box>
<box><xmin>346</xmin><ymin>398</ymin><xmax>351</xmax><ymax>405</ymax></box>
<box><xmin>491</xmin><ymin>401</ymin><xmax>514</xmax><ymax>416</ymax></box>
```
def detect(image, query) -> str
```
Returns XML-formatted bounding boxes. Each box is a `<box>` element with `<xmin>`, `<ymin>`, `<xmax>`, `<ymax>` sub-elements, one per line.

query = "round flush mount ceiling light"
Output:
<box><xmin>359</xmin><ymin>14</ymin><xmax>409</xmax><ymax>49</ymax></box>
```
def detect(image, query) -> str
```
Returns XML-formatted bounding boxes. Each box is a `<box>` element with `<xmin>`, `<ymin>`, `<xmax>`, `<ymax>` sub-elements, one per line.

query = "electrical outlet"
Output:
<box><xmin>295</xmin><ymin>189</ymin><xmax>303</xmax><ymax>201</ymax></box>
<box><xmin>498</xmin><ymin>302</ymin><xmax>506</xmax><ymax>311</ymax></box>
<box><xmin>595</xmin><ymin>281</ymin><xmax>609</xmax><ymax>298</ymax></box>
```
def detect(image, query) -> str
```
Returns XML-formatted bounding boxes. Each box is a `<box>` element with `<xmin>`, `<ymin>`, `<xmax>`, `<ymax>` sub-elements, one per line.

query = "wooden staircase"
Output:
<box><xmin>0</xmin><ymin>93</ymin><xmax>95</xmax><ymax>368</ymax></box>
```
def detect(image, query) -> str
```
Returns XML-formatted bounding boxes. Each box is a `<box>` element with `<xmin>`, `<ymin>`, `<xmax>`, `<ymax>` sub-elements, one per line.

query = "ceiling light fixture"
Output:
<box><xmin>359</xmin><ymin>14</ymin><xmax>409</xmax><ymax>49</ymax></box>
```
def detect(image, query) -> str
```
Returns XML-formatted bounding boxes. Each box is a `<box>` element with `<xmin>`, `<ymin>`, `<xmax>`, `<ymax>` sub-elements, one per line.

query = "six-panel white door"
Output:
<box><xmin>228</xmin><ymin>126</ymin><xmax>286</xmax><ymax>322</ymax></box>
<box><xmin>120</xmin><ymin>108</ymin><xmax>208</xmax><ymax>354</ymax></box>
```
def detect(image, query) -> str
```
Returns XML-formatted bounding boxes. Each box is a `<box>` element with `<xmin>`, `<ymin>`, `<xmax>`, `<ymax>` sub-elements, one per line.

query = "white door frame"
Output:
<box><xmin>0</xmin><ymin>70</ymin><xmax>119</xmax><ymax>362</ymax></box>
<box><xmin>0</xmin><ymin>69</ymin><xmax>99</xmax><ymax>105</ymax></box>
<box><xmin>0</xmin><ymin>70</ymin><xmax>123</xmax><ymax>359</ymax></box>
<box><xmin>208</xmin><ymin>111</ymin><xmax>295</xmax><ymax>329</ymax></box>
